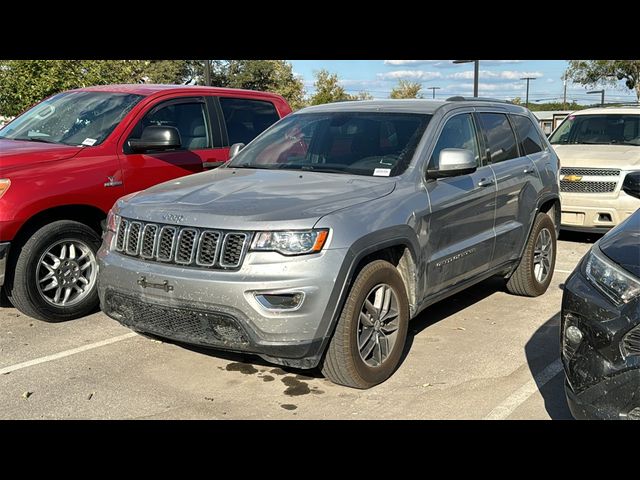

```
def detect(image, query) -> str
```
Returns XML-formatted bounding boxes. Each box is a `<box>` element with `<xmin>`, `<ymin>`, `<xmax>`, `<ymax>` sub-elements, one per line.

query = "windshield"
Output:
<box><xmin>0</xmin><ymin>91</ymin><xmax>143</xmax><ymax>146</ymax></box>
<box><xmin>549</xmin><ymin>114</ymin><xmax>640</xmax><ymax>146</ymax></box>
<box><xmin>227</xmin><ymin>111</ymin><xmax>432</xmax><ymax>177</ymax></box>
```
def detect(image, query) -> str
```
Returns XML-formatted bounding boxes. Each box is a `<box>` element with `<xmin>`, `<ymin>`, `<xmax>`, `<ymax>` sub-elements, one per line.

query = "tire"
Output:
<box><xmin>7</xmin><ymin>220</ymin><xmax>102</xmax><ymax>322</ymax></box>
<box><xmin>321</xmin><ymin>260</ymin><xmax>409</xmax><ymax>389</ymax></box>
<box><xmin>506</xmin><ymin>213</ymin><xmax>556</xmax><ymax>297</ymax></box>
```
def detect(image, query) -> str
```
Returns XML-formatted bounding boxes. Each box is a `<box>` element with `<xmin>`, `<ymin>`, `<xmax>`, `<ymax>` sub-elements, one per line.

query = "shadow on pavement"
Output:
<box><xmin>559</xmin><ymin>229</ymin><xmax>604</xmax><ymax>244</ymax></box>
<box><xmin>524</xmin><ymin>312</ymin><xmax>573</xmax><ymax>419</ymax></box>
<box><xmin>401</xmin><ymin>277</ymin><xmax>505</xmax><ymax>365</ymax></box>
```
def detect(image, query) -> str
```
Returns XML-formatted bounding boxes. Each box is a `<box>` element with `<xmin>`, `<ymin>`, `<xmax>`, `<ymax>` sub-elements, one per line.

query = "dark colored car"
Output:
<box><xmin>561</xmin><ymin>171</ymin><xmax>640</xmax><ymax>419</ymax></box>
<box><xmin>0</xmin><ymin>85</ymin><xmax>291</xmax><ymax>322</ymax></box>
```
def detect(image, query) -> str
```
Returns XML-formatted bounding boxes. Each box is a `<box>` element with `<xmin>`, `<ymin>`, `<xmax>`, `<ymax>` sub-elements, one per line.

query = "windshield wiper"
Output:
<box><xmin>300</xmin><ymin>165</ymin><xmax>347</xmax><ymax>174</ymax></box>
<box><xmin>12</xmin><ymin>137</ymin><xmax>59</xmax><ymax>144</ymax></box>
<box><xmin>231</xmin><ymin>163</ymin><xmax>277</xmax><ymax>170</ymax></box>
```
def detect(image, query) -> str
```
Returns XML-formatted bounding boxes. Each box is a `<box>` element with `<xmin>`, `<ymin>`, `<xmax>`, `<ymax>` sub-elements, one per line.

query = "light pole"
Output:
<box><xmin>453</xmin><ymin>60</ymin><xmax>479</xmax><ymax>97</ymax></box>
<box><xmin>587</xmin><ymin>89</ymin><xmax>605</xmax><ymax>107</ymax></box>
<box><xmin>427</xmin><ymin>86</ymin><xmax>441</xmax><ymax>99</ymax></box>
<box><xmin>520</xmin><ymin>76</ymin><xmax>536</xmax><ymax>108</ymax></box>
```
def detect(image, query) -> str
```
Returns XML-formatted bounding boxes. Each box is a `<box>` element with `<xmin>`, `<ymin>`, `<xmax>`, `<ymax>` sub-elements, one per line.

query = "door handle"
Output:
<box><xmin>477</xmin><ymin>177</ymin><xmax>495</xmax><ymax>187</ymax></box>
<box><xmin>523</xmin><ymin>166</ymin><xmax>536</xmax><ymax>174</ymax></box>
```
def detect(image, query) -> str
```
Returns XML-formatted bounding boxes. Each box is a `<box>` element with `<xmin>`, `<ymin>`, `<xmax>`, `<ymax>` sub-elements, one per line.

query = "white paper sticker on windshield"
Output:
<box><xmin>82</xmin><ymin>138</ymin><xmax>97</xmax><ymax>146</ymax></box>
<box><xmin>373</xmin><ymin>168</ymin><xmax>391</xmax><ymax>177</ymax></box>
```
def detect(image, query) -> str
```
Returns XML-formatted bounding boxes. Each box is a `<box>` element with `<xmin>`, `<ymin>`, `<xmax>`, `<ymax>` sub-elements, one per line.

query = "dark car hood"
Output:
<box><xmin>0</xmin><ymin>138</ymin><xmax>83</xmax><ymax>172</ymax></box>
<box><xmin>120</xmin><ymin>167</ymin><xmax>396</xmax><ymax>231</ymax></box>
<box><xmin>600</xmin><ymin>209</ymin><xmax>640</xmax><ymax>278</ymax></box>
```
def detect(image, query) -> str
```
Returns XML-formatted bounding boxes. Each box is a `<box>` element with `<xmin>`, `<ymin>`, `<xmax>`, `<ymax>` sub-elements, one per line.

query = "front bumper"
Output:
<box><xmin>0</xmin><ymin>242</ymin><xmax>10</xmax><ymax>287</ymax></box>
<box><xmin>561</xmin><ymin>265</ymin><xmax>640</xmax><ymax>420</ymax></box>
<box><xmin>560</xmin><ymin>190</ymin><xmax>640</xmax><ymax>231</ymax></box>
<box><xmin>97</xmin><ymin>240</ymin><xmax>349</xmax><ymax>369</ymax></box>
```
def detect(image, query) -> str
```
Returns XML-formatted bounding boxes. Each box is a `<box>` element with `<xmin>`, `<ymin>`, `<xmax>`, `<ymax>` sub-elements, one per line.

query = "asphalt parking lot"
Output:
<box><xmin>0</xmin><ymin>232</ymin><xmax>599</xmax><ymax>419</ymax></box>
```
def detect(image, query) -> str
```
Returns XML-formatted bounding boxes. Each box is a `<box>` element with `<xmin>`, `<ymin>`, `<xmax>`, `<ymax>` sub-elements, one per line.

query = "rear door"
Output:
<box><xmin>217</xmin><ymin>96</ymin><xmax>282</xmax><ymax>148</ymax></box>
<box><xmin>424</xmin><ymin>111</ymin><xmax>497</xmax><ymax>294</ymax></box>
<box><xmin>476</xmin><ymin>111</ymin><xmax>539</xmax><ymax>267</ymax></box>
<box><xmin>118</xmin><ymin>96</ymin><xmax>221</xmax><ymax>194</ymax></box>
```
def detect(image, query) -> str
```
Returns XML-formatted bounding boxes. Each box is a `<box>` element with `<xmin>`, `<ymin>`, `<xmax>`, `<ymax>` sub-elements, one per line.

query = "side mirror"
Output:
<box><xmin>128</xmin><ymin>126</ymin><xmax>181</xmax><ymax>153</ymax></box>
<box><xmin>622</xmin><ymin>171</ymin><xmax>640</xmax><ymax>199</ymax></box>
<box><xmin>428</xmin><ymin>148</ymin><xmax>478</xmax><ymax>178</ymax></box>
<box><xmin>229</xmin><ymin>143</ymin><xmax>245</xmax><ymax>159</ymax></box>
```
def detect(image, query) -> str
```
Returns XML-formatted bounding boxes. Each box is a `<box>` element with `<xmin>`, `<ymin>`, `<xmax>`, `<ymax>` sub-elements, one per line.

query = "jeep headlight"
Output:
<box><xmin>251</xmin><ymin>229</ymin><xmax>329</xmax><ymax>256</ymax></box>
<box><xmin>585</xmin><ymin>246</ymin><xmax>640</xmax><ymax>305</ymax></box>
<box><xmin>105</xmin><ymin>209</ymin><xmax>121</xmax><ymax>233</ymax></box>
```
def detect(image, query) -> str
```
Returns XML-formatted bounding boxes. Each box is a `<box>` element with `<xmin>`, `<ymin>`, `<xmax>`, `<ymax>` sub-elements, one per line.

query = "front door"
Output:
<box><xmin>118</xmin><ymin>97</ymin><xmax>215</xmax><ymax>195</ymax></box>
<box><xmin>424</xmin><ymin>112</ymin><xmax>497</xmax><ymax>295</ymax></box>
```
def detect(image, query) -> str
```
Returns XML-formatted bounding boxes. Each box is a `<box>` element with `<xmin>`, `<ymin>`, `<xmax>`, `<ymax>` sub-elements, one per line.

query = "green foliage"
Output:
<box><xmin>353</xmin><ymin>91</ymin><xmax>373</xmax><ymax>100</ymax></box>
<box><xmin>566</xmin><ymin>60</ymin><xmax>640</xmax><ymax>100</ymax></box>
<box><xmin>0</xmin><ymin>60</ymin><xmax>147</xmax><ymax>116</ymax></box>
<box><xmin>310</xmin><ymin>69</ymin><xmax>353</xmax><ymax>105</ymax></box>
<box><xmin>389</xmin><ymin>80</ymin><xmax>422</xmax><ymax>99</ymax></box>
<box><xmin>143</xmin><ymin>60</ymin><xmax>203</xmax><ymax>84</ymax></box>
<box><xmin>221</xmin><ymin>60</ymin><xmax>306</xmax><ymax>110</ymax></box>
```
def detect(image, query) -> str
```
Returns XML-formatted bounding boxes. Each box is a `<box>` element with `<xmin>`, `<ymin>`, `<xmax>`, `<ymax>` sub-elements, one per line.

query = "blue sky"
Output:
<box><xmin>288</xmin><ymin>60</ymin><xmax>637</xmax><ymax>104</ymax></box>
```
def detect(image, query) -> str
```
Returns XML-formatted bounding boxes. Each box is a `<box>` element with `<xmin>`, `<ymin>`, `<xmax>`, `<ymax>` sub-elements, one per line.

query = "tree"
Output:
<box><xmin>310</xmin><ymin>69</ymin><xmax>352</xmax><ymax>105</ymax></box>
<box><xmin>354</xmin><ymin>90</ymin><xmax>373</xmax><ymax>100</ymax></box>
<box><xmin>566</xmin><ymin>60</ymin><xmax>640</xmax><ymax>100</ymax></box>
<box><xmin>0</xmin><ymin>60</ymin><xmax>146</xmax><ymax>116</ymax></box>
<box><xmin>221</xmin><ymin>60</ymin><xmax>306</xmax><ymax>110</ymax></box>
<box><xmin>142</xmin><ymin>60</ymin><xmax>205</xmax><ymax>84</ymax></box>
<box><xmin>389</xmin><ymin>80</ymin><xmax>422</xmax><ymax>99</ymax></box>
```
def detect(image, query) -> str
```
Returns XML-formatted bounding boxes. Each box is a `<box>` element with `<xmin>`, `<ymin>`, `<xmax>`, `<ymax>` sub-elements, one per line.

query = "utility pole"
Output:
<box><xmin>587</xmin><ymin>89</ymin><xmax>605</xmax><ymax>107</ymax></box>
<box><xmin>563</xmin><ymin>77</ymin><xmax>567</xmax><ymax>110</ymax></box>
<box><xmin>453</xmin><ymin>60</ymin><xmax>479</xmax><ymax>97</ymax></box>
<box><xmin>204</xmin><ymin>60</ymin><xmax>212</xmax><ymax>86</ymax></box>
<box><xmin>427</xmin><ymin>86</ymin><xmax>441</xmax><ymax>99</ymax></box>
<box><xmin>520</xmin><ymin>77</ymin><xmax>537</xmax><ymax>108</ymax></box>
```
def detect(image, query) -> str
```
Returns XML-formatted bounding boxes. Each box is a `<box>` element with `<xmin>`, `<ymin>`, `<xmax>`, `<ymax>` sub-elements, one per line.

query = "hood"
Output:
<box><xmin>600</xmin><ymin>209</ymin><xmax>640</xmax><ymax>278</ymax></box>
<box><xmin>0</xmin><ymin>138</ymin><xmax>83</xmax><ymax>172</ymax></box>
<box><xmin>553</xmin><ymin>144</ymin><xmax>640</xmax><ymax>169</ymax></box>
<box><xmin>119</xmin><ymin>167</ymin><xmax>396</xmax><ymax>230</ymax></box>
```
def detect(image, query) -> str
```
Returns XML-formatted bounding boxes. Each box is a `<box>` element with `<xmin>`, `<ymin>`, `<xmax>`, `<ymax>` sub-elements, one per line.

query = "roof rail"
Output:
<box><xmin>446</xmin><ymin>96</ymin><xmax>513</xmax><ymax>104</ymax></box>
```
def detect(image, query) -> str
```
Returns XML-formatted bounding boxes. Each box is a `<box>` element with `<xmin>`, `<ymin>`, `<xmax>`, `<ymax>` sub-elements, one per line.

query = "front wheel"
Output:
<box><xmin>506</xmin><ymin>213</ymin><xmax>556</xmax><ymax>297</ymax></box>
<box><xmin>7</xmin><ymin>220</ymin><xmax>101</xmax><ymax>322</ymax></box>
<box><xmin>321</xmin><ymin>260</ymin><xmax>409</xmax><ymax>389</ymax></box>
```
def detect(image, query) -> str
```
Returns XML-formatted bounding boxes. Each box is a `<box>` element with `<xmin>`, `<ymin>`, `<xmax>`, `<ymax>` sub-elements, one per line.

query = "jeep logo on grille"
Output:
<box><xmin>162</xmin><ymin>214</ymin><xmax>185</xmax><ymax>223</ymax></box>
<box><xmin>562</xmin><ymin>174</ymin><xmax>582</xmax><ymax>182</ymax></box>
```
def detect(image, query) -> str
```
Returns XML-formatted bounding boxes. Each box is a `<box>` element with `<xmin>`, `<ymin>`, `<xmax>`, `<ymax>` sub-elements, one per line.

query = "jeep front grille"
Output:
<box><xmin>114</xmin><ymin>218</ymin><xmax>250</xmax><ymax>270</ymax></box>
<box><xmin>560</xmin><ymin>181</ymin><xmax>617</xmax><ymax>193</ymax></box>
<box><xmin>560</xmin><ymin>167</ymin><xmax>620</xmax><ymax>177</ymax></box>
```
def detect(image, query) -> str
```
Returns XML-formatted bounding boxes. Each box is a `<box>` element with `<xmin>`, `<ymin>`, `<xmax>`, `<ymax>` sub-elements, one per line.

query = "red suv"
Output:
<box><xmin>0</xmin><ymin>84</ymin><xmax>291</xmax><ymax>322</ymax></box>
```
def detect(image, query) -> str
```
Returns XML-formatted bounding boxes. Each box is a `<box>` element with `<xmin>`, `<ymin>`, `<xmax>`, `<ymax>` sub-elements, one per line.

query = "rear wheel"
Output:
<box><xmin>321</xmin><ymin>260</ymin><xmax>409</xmax><ymax>389</ymax></box>
<box><xmin>506</xmin><ymin>213</ymin><xmax>556</xmax><ymax>297</ymax></box>
<box><xmin>7</xmin><ymin>220</ymin><xmax>101</xmax><ymax>322</ymax></box>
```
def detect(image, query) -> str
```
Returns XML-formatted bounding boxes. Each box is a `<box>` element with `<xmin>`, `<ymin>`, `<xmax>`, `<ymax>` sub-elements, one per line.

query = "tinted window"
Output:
<box><xmin>227</xmin><ymin>112</ymin><xmax>432</xmax><ymax>177</ymax></box>
<box><xmin>549</xmin><ymin>114</ymin><xmax>640</xmax><ymax>146</ymax></box>
<box><xmin>130</xmin><ymin>101</ymin><xmax>210</xmax><ymax>150</ymax></box>
<box><xmin>477</xmin><ymin>113</ymin><xmax>519</xmax><ymax>163</ymax></box>
<box><xmin>511</xmin><ymin>115</ymin><xmax>544</xmax><ymax>155</ymax></box>
<box><xmin>219</xmin><ymin>98</ymin><xmax>280</xmax><ymax>145</ymax></box>
<box><xmin>430</xmin><ymin>114</ymin><xmax>480</xmax><ymax>167</ymax></box>
<box><xmin>0</xmin><ymin>91</ymin><xmax>143</xmax><ymax>146</ymax></box>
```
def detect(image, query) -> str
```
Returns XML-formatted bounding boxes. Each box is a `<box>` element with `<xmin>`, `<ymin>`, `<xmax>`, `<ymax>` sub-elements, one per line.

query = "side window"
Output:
<box><xmin>430</xmin><ymin>113</ymin><xmax>480</xmax><ymax>167</ymax></box>
<box><xmin>130</xmin><ymin>100</ymin><xmax>210</xmax><ymax>150</ymax></box>
<box><xmin>477</xmin><ymin>113</ymin><xmax>519</xmax><ymax>163</ymax></box>
<box><xmin>511</xmin><ymin>115</ymin><xmax>544</xmax><ymax>155</ymax></box>
<box><xmin>219</xmin><ymin>98</ymin><xmax>280</xmax><ymax>145</ymax></box>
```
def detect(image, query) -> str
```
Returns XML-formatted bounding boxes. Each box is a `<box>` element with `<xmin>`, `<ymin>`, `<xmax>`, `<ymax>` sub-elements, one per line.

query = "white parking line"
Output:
<box><xmin>484</xmin><ymin>358</ymin><xmax>564</xmax><ymax>420</ymax></box>
<box><xmin>555</xmin><ymin>269</ymin><xmax>573</xmax><ymax>274</ymax></box>
<box><xmin>0</xmin><ymin>332</ymin><xmax>137</xmax><ymax>376</ymax></box>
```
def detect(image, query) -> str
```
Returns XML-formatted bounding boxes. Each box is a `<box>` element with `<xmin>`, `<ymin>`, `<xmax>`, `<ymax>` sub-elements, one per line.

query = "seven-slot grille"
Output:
<box><xmin>115</xmin><ymin>218</ymin><xmax>249</xmax><ymax>269</ymax></box>
<box><xmin>622</xmin><ymin>324</ymin><xmax>640</xmax><ymax>357</ymax></box>
<box><xmin>560</xmin><ymin>167</ymin><xmax>621</xmax><ymax>194</ymax></box>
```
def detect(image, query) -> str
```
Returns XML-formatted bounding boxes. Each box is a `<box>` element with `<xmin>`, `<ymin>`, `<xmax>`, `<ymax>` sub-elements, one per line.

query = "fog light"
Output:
<box><xmin>565</xmin><ymin>325</ymin><xmax>583</xmax><ymax>345</ymax></box>
<box><xmin>627</xmin><ymin>407</ymin><xmax>640</xmax><ymax>420</ymax></box>
<box><xmin>255</xmin><ymin>292</ymin><xmax>305</xmax><ymax>311</ymax></box>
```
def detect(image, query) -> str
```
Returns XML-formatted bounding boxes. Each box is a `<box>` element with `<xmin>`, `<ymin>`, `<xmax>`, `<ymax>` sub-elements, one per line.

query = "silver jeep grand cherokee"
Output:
<box><xmin>98</xmin><ymin>98</ymin><xmax>561</xmax><ymax>388</ymax></box>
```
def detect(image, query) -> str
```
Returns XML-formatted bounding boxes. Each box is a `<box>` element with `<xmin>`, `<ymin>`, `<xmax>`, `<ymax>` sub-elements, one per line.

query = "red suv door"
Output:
<box><xmin>117</xmin><ymin>96</ymin><xmax>224</xmax><ymax>194</ymax></box>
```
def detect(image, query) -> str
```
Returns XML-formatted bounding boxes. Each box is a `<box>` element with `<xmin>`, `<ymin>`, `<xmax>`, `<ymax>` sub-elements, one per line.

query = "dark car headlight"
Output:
<box><xmin>585</xmin><ymin>246</ymin><xmax>640</xmax><ymax>306</ymax></box>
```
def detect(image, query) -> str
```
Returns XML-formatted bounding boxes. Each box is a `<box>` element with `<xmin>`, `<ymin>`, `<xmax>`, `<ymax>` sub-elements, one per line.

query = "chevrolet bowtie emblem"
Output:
<box><xmin>563</xmin><ymin>174</ymin><xmax>583</xmax><ymax>182</ymax></box>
